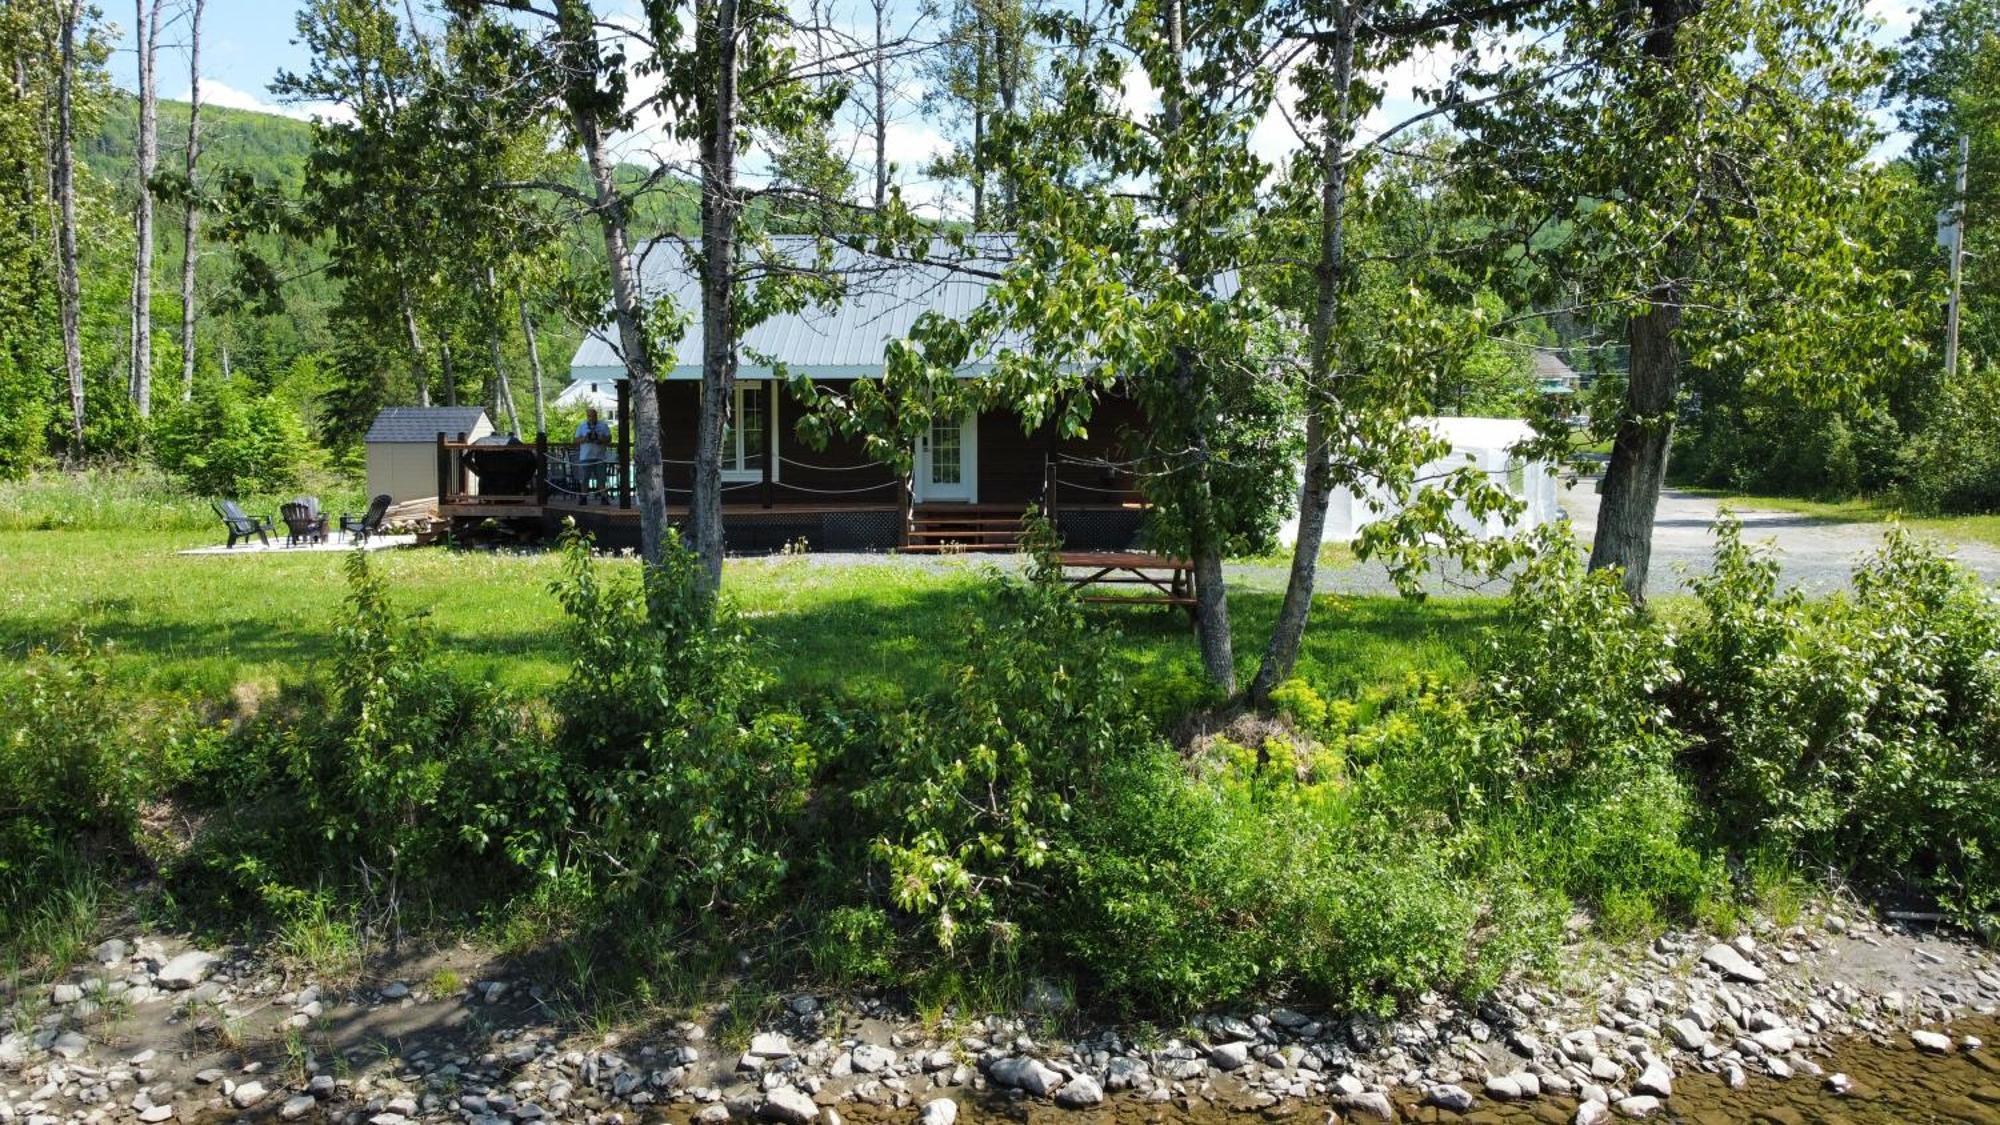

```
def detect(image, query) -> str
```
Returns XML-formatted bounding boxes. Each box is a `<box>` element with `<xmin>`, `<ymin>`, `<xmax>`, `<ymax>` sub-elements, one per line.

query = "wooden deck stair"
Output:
<box><xmin>900</xmin><ymin>504</ymin><xmax>1030</xmax><ymax>553</ymax></box>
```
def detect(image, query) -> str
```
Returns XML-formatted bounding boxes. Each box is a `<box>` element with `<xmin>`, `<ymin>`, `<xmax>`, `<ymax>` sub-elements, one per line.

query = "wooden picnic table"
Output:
<box><xmin>1058</xmin><ymin>551</ymin><xmax>1196</xmax><ymax>616</ymax></box>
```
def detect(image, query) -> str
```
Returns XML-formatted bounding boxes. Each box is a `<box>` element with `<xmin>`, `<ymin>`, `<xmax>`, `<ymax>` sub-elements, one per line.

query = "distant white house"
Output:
<box><xmin>1281</xmin><ymin>415</ymin><xmax>1561</xmax><ymax>545</ymax></box>
<box><xmin>1532</xmin><ymin>351</ymin><xmax>1580</xmax><ymax>395</ymax></box>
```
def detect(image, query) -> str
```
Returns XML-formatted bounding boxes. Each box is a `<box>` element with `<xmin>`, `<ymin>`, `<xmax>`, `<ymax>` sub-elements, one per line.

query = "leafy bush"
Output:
<box><xmin>549</xmin><ymin>527</ymin><xmax>811</xmax><ymax>919</ymax></box>
<box><xmin>1678</xmin><ymin>518</ymin><xmax>2000</xmax><ymax>925</ymax></box>
<box><xmin>859</xmin><ymin>517</ymin><xmax>1154</xmax><ymax>956</ymax></box>
<box><xmin>172</xmin><ymin>550</ymin><xmax>563</xmax><ymax>922</ymax></box>
<box><xmin>0</xmin><ymin>636</ymin><xmax>145</xmax><ymax>955</ymax></box>
<box><xmin>1899</xmin><ymin>363</ymin><xmax>2000</xmax><ymax>514</ymax></box>
<box><xmin>151</xmin><ymin>377</ymin><xmax>317</xmax><ymax>497</ymax></box>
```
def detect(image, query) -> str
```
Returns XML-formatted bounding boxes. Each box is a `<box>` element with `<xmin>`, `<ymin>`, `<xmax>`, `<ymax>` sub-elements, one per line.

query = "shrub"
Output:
<box><xmin>0</xmin><ymin>636</ymin><xmax>145</xmax><ymax>956</ymax></box>
<box><xmin>1900</xmin><ymin>363</ymin><xmax>2000</xmax><ymax>513</ymax></box>
<box><xmin>549</xmin><ymin>527</ymin><xmax>811</xmax><ymax>919</ymax></box>
<box><xmin>858</xmin><ymin>516</ymin><xmax>1154</xmax><ymax>956</ymax></box>
<box><xmin>151</xmin><ymin>377</ymin><xmax>316</xmax><ymax>497</ymax></box>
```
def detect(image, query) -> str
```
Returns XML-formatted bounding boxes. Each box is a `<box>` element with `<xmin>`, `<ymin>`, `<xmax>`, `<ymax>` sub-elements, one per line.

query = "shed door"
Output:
<box><xmin>915</xmin><ymin>412</ymin><xmax>977</xmax><ymax>502</ymax></box>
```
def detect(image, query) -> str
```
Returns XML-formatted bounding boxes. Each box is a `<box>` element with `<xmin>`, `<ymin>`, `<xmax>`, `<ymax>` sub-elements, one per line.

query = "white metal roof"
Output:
<box><xmin>566</xmin><ymin>235</ymin><xmax>1240</xmax><ymax>383</ymax></box>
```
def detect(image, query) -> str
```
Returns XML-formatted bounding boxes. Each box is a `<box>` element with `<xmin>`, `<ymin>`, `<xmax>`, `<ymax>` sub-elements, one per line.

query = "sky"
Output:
<box><xmin>101</xmin><ymin>0</ymin><xmax>1928</xmax><ymax>213</ymax></box>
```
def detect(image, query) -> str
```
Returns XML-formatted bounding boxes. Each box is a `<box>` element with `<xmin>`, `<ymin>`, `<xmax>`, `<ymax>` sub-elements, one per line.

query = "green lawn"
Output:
<box><xmin>1686</xmin><ymin>490</ymin><xmax>2000</xmax><ymax>549</ymax></box>
<box><xmin>0</xmin><ymin>528</ymin><xmax>1502</xmax><ymax>714</ymax></box>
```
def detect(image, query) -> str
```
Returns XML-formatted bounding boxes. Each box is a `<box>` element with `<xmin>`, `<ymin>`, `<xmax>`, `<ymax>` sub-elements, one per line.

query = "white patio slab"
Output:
<box><xmin>176</xmin><ymin>535</ymin><xmax>417</xmax><ymax>557</ymax></box>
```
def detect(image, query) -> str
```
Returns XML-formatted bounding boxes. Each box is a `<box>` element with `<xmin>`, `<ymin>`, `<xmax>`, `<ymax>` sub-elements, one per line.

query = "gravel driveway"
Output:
<box><xmin>1225</xmin><ymin>480</ymin><xmax>2000</xmax><ymax>600</ymax></box>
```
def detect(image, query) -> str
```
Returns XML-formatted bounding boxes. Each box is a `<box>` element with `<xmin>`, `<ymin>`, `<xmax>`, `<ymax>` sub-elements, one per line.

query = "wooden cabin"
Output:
<box><xmin>436</xmin><ymin>238</ymin><xmax>1152</xmax><ymax>553</ymax></box>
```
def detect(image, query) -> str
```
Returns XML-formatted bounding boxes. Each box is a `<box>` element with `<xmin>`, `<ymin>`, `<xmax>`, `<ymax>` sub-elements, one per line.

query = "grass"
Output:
<box><xmin>1683</xmin><ymin>489</ymin><xmax>2000</xmax><ymax>550</ymax></box>
<box><xmin>0</xmin><ymin>525</ymin><xmax>1503</xmax><ymax>712</ymax></box>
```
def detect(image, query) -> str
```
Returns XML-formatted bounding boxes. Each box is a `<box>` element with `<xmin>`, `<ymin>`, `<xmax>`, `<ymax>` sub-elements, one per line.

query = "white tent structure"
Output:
<box><xmin>1280</xmin><ymin>416</ymin><xmax>1561</xmax><ymax>545</ymax></box>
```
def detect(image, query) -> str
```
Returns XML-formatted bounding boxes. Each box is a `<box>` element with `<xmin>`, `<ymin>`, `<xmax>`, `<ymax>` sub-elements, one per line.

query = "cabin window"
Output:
<box><xmin>721</xmin><ymin>382</ymin><xmax>775</xmax><ymax>481</ymax></box>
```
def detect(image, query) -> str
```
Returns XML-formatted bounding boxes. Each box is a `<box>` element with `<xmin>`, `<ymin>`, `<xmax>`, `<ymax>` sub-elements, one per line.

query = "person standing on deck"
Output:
<box><xmin>575</xmin><ymin>406</ymin><xmax>612</xmax><ymax>500</ymax></box>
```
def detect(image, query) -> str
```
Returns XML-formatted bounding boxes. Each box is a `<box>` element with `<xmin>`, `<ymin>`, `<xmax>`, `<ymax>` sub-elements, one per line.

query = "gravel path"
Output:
<box><xmin>1225</xmin><ymin>481</ymin><xmax>2000</xmax><ymax>600</ymax></box>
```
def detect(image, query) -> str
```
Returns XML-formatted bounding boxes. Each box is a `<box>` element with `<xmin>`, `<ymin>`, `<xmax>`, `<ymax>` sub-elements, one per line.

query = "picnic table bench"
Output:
<box><xmin>1058</xmin><ymin>551</ymin><xmax>1196</xmax><ymax>617</ymax></box>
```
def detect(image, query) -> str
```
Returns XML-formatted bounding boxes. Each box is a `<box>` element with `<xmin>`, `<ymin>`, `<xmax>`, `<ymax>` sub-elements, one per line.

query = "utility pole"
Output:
<box><xmin>1945</xmin><ymin>133</ymin><xmax>1969</xmax><ymax>383</ymax></box>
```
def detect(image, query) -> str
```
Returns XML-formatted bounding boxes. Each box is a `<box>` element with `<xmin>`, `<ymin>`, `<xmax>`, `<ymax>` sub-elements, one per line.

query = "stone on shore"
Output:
<box><xmin>156</xmin><ymin>951</ymin><xmax>221</xmax><ymax>990</ymax></box>
<box><xmin>1424</xmin><ymin>1084</ymin><xmax>1474</xmax><ymax>1112</ymax></box>
<box><xmin>1615</xmin><ymin>1095</ymin><xmax>1661</xmax><ymax>1118</ymax></box>
<box><xmin>1208</xmin><ymin>1042</ymin><xmax>1250</xmax><ymax>1071</ymax></box>
<box><xmin>919</xmin><ymin>1099</ymin><xmax>957</xmax><ymax>1125</ymax></box>
<box><xmin>1054</xmin><ymin>1076</ymin><xmax>1104</xmax><ymax>1108</ymax></box>
<box><xmin>1701</xmin><ymin>943</ymin><xmax>1766</xmax><ymax>984</ymax></box>
<box><xmin>1574</xmin><ymin>1101</ymin><xmax>1610</xmax><ymax>1125</ymax></box>
<box><xmin>758</xmin><ymin>1086</ymin><xmax>817</xmax><ymax>1125</ymax></box>
<box><xmin>280</xmin><ymin>1094</ymin><xmax>318</xmax><ymax>1121</ymax></box>
<box><xmin>230</xmin><ymin>1081</ymin><xmax>268</xmax><ymax>1109</ymax></box>
<box><xmin>1913</xmin><ymin>1029</ymin><xmax>1953</xmax><ymax>1054</ymax></box>
<box><xmin>1335</xmin><ymin>1092</ymin><xmax>1393</xmax><ymax>1121</ymax></box>
<box><xmin>1634</xmin><ymin>1060</ymin><xmax>1673</xmax><ymax>1099</ymax></box>
<box><xmin>988</xmin><ymin>1057</ymin><xmax>1063</xmax><ymax>1097</ymax></box>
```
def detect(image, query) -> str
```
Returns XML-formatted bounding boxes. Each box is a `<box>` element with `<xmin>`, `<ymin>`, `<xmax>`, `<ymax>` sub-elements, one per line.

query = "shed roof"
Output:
<box><xmin>1531</xmin><ymin>351</ymin><xmax>1578</xmax><ymax>383</ymax></box>
<box><xmin>568</xmin><ymin>235</ymin><xmax>1240</xmax><ymax>382</ymax></box>
<box><xmin>364</xmin><ymin>407</ymin><xmax>490</xmax><ymax>444</ymax></box>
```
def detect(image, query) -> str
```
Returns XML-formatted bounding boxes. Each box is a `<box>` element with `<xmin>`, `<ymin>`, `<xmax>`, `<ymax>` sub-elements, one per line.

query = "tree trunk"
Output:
<box><xmin>872</xmin><ymin>0</ymin><xmax>888</xmax><ymax>210</ymax></box>
<box><xmin>693</xmin><ymin>0</ymin><xmax>743</xmax><ymax>593</ymax></box>
<box><xmin>1249</xmin><ymin>10</ymin><xmax>1353</xmax><ymax>705</ymax></box>
<box><xmin>970</xmin><ymin>10</ymin><xmax>987</xmax><ymax>230</ymax></box>
<box><xmin>558</xmin><ymin>0</ymin><xmax>668</xmax><ymax>563</ymax></box>
<box><xmin>177</xmin><ymin>0</ymin><xmax>203</xmax><ymax>402</ymax></box>
<box><xmin>1588</xmin><ymin>297</ymin><xmax>1680</xmax><ymax>603</ymax></box>
<box><xmin>399</xmin><ymin>285</ymin><xmax>429</xmax><ymax>406</ymax></box>
<box><xmin>483</xmin><ymin>269</ymin><xmax>522</xmax><ymax>435</ymax></box>
<box><xmin>1161</xmin><ymin>0</ymin><xmax>1235</xmax><ymax>694</ymax></box>
<box><xmin>54</xmin><ymin>0</ymin><xmax>84</xmax><ymax>449</ymax></box>
<box><xmin>130</xmin><ymin>0</ymin><xmax>161</xmax><ymax>418</ymax></box>
<box><xmin>440</xmin><ymin>341</ymin><xmax>457</xmax><ymax>406</ymax></box>
<box><xmin>519</xmin><ymin>288</ymin><xmax>546</xmax><ymax>435</ymax></box>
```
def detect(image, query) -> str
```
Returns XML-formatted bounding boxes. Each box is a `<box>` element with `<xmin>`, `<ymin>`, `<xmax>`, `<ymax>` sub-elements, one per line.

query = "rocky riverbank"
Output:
<box><xmin>2</xmin><ymin>907</ymin><xmax>1996</xmax><ymax>1125</ymax></box>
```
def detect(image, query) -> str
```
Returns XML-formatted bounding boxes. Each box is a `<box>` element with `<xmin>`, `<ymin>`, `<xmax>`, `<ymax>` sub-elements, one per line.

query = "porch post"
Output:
<box><xmin>1041</xmin><ymin>404</ymin><xmax>1061</xmax><ymax>524</ymax></box>
<box><xmin>616</xmin><ymin>379</ymin><xmax>632</xmax><ymax>509</ymax></box>
<box><xmin>762</xmin><ymin>380</ymin><xmax>775</xmax><ymax>509</ymax></box>
<box><xmin>436</xmin><ymin>431</ymin><xmax>449</xmax><ymax>504</ymax></box>
<box><xmin>455</xmin><ymin>431</ymin><xmax>469</xmax><ymax>497</ymax></box>
<box><xmin>535</xmin><ymin>430</ymin><xmax>549</xmax><ymax>505</ymax></box>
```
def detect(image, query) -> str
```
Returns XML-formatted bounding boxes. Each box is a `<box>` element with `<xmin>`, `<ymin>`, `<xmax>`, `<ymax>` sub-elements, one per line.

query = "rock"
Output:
<box><xmin>919</xmin><ymin>1100</ymin><xmax>956</xmax><ymax>1125</ymax></box>
<box><xmin>1054</xmin><ymin>1076</ymin><xmax>1104</xmax><ymax>1108</ymax></box>
<box><xmin>1104</xmin><ymin>1058</ymin><xmax>1149</xmax><ymax>1090</ymax></box>
<box><xmin>231</xmin><ymin>1081</ymin><xmax>268</xmax><ymax>1109</ymax></box>
<box><xmin>50</xmin><ymin>1032</ymin><xmax>87</xmax><ymax>1060</ymax></box>
<box><xmin>1666</xmin><ymin>1019</ymin><xmax>1708</xmax><ymax>1051</ymax></box>
<box><xmin>155</xmin><ymin>951</ymin><xmax>220</xmax><ymax>990</ymax></box>
<box><xmin>380</xmin><ymin>982</ymin><xmax>410</xmax><ymax>1001</ymax></box>
<box><xmin>137</xmin><ymin>1107</ymin><xmax>174</xmax><ymax>1123</ymax></box>
<box><xmin>1335</xmin><ymin>1092</ymin><xmax>1393</xmax><ymax>1121</ymax></box>
<box><xmin>93</xmin><ymin>939</ymin><xmax>127</xmax><ymax>965</ymax></box>
<box><xmin>1424</xmin><ymin>1084</ymin><xmax>1474</xmax><ymax>1112</ymax></box>
<box><xmin>1826</xmin><ymin>1073</ymin><xmax>1853</xmax><ymax>1095</ymax></box>
<box><xmin>193</xmin><ymin>1069</ymin><xmax>225</xmax><ymax>1085</ymax></box>
<box><xmin>1209</xmin><ymin>1042</ymin><xmax>1250</xmax><ymax>1071</ymax></box>
<box><xmin>50</xmin><ymin>984</ymin><xmax>82</xmax><ymax>1005</ymax></box>
<box><xmin>696</xmin><ymin>1106</ymin><xmax>731</xmax><ymax>1125</ymax></box>
<box><xmin>1613</xmin><ymin>1095</ymin><xmax>1662</xmax><ymax>1118</ymax></box>
<box><xmin>849</xmin><ymin>1045</ymin><xmax>894</xmax><ymax>1074</ymax></box>
<box><xmin>1634</xmin><ymin>1061</ymin><xmax>1672</xmax><ymax>1099</ymax></box>
<box><xmin>1753</xmin><ymin>1029</ymin><xmax>1796</xmax><ymax>1054</ymax></box>
<box><xmin>1701</xmin><ymin>943</ymin><xmax>1766</xmax><ymax>984</ymax></box>
<box><xmin>308</xmin><ymin>1076</ymin><xmax>335</xmax><ymax>1099</ymax></box>
<box><xmin>1574</xmin><ymin>1101</ymin><xmax>1611</xmax><ymax>1125</ymax></box>
<box><xmin>1485</xmin><ymin>1073</ymin><xmax>1534</xmax><ymax>1101</ymax></box>
<box><xmin>749</xmin><ymin>1033</ymin><xmax>794</xmax><ymax>1061</ymax></box>
<box><xmin>1914</xmin><ymin>1030</ymin><xmax>1953</xmax><ymax>1054</ymax></box>
<box><xmin>280</xmin><ymin>1095</ymin><xmax>318</xmax><ymax>1121</ymax></box>
<box><xmin>988</xmin><ymin>1057</ymin><xmax>1063</xmax><ymax>1097</ymax></box>
<box><xmin>1212</xmin><ymin>1016</ymin><xmax>1258</xmax><ymax>1043</ymax></box>
<box><xmin>758</xmin><ymin>1087</ymin><xmax>817</xmax><ymax>1125</ymax></box>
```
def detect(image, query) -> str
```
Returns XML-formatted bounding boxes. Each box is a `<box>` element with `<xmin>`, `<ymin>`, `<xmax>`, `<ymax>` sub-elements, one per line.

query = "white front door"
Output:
<box><xmin>915</xmin><ymin>411</ymin><xmax>977</xmax><ymax>502</ymax></box>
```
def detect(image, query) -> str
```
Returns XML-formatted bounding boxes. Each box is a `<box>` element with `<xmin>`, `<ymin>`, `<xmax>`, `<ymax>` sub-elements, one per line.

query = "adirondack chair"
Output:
<box><xmin>280</xmin><ymin>497</ymin><xmax>329</xmax><ymax>546</ymax></box>
<box><xmin>214</xmin><ymin>501</ymin><xmax>274</xmax><ymax>548</ymax></box>
<box><xmin>340</xmin><ymin>494</ymin><xmax>393</xmax><ymax>543</ymax></box>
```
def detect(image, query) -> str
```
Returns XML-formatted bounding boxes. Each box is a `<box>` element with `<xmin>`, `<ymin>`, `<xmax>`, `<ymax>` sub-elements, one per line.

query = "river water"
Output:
<box><xmin>841</xmin><ymin>1017</ymin><xmax>2000</xmax><ymax>1125</ymax></box>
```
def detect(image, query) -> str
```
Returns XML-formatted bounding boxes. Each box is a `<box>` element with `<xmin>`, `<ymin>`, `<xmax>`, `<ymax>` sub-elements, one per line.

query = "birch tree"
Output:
<box><xmin>129</xmin><ymin>0</ymin><xmax>165</xmax><ymax>417</ymax></box>
<box><xmin>55</xmin><ymin>0</ymin><xmax>87</xmax><ymax>448</ymax></box>
<box><xmin>177</xmin><ymin>0</ymin><xmax>203</xmax><ymax>402</ymax></box>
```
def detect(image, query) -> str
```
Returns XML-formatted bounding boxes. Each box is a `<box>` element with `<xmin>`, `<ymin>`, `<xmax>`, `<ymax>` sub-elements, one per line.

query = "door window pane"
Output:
<box><xmin>739</xmin><ymin>384</ymin><xmax>767</xmax><ymax>468</ymax></box>
<box><xmin>930</xmin><ymin>415</ymin><xmax>961</xmax><ymax>484</ymax></box>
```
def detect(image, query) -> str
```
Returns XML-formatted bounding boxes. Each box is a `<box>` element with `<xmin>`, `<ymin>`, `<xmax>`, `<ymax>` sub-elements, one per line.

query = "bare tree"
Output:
<box><xmin>130</xmin><ymin>0</ymin><xmax>164</xmax><ymax>417</ymax></box>
<box><xmin>518</xmin><ymin>288</ymin><xmax>546</xmax><ymax>435</ymax></box>
<box><xmin>177</xmin><ymin>0</ymin><xmax>203</xmax><ymax>402</ymax></box>
<box><xmin>55</xmin><ymin>0</ymin><xmax>85</xmax><ymax>448</ymax></box>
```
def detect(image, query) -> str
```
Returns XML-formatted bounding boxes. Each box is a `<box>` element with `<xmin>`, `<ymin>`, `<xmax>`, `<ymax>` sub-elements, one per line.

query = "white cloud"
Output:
<box><xmin>166</xmin><ymin>79</ymin><xmax>352</xmax><ymax>124</ymax></box>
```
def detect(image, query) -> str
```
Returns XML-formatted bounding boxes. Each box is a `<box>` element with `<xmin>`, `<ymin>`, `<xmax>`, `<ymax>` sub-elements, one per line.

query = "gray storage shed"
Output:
<box><xmin>365</xmin><ymin>407</ymin><xmax>492</xmax><ymax>504</ymax></box>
